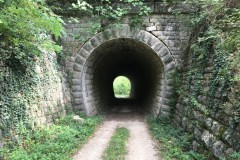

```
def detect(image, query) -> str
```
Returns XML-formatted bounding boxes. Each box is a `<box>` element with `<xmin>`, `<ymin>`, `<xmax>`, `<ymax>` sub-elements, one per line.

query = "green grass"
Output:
<box><xmin>147</xmin><ymin>117</ymin><xmax>208</xmax><ymax>160</ymax></box>
<box><xmin>1</xmin><ymin>114</ymin><xmax>103</xmax><ymax>160</ymax></box>
<box><xmin>102</xmin><ymin>127</ymin><xmax>130</xmax><ymax>160</ymax></box>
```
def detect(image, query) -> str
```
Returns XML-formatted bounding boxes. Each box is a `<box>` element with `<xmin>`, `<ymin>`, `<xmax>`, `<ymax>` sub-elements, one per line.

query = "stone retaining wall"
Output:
<box><xmin>173</xmin><ymin>37</ymin><xmax>240</xmax><ymax>158</ymax></box>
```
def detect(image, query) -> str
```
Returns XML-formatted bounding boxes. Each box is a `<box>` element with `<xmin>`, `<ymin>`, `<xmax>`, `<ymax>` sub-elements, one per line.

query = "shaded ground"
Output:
<box><xmin>73</xmin><ymin>105</ymin><xmax>161</xmax><ymax>160</ymax></box>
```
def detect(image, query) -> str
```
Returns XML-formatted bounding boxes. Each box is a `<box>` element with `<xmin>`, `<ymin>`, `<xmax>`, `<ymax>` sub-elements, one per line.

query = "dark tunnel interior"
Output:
<box><xmin>82</xmin><ymin>38</ymin><xmax>164</xmax><ymax>114</ymax></box>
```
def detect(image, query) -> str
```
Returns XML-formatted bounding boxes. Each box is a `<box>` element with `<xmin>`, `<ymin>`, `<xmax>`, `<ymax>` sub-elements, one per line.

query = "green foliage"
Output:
<box><xmin>1</xmin><ymin>114</ymin><xmax>103</xmax><ymax>160</ymax></box>
<box><xmin>0</xmin><ymin>0</ymin><xmax>64</xmax><ymax>66</ymax></box>
<box><xmin>47</xmin><ymin>0</ymin><xmax>151</xmax><ymax>43</ymax></box>
<box><xmin>113</xmin><ymin>76</ymin><xmax>131</xmax><ymax>98</ymax></box>
<box><xmin>0</xmin><ymin>66</ymin><xmax>36</xmax><ymax>139</ymax></box>
<box><xmin>227</xmin><ymin>152</ymin><xmax>240</xmax><ymax>160</ymax></box>
<box><xmin>168</xmin><ymin>70</ymin><xmax>182</xmax><ymax>115</ymax></box>
<box><xmin>169</xmin><ymin>0</ymin><xmax>240</xmax><ymax>156</ymax></box>
<box><xmin>0</xmin><ymin>52</ymin><xmax>67</xmax><ymax>141</ymax></box>
<box><xmin>102</xmin><ymin>127</ymin><xmax>129</xmax><ymax>160</ymax></box>
<box><xmin>147</xmin><ymin>117</ymin><xmax>209</xmax><ymax>160</ymax></box>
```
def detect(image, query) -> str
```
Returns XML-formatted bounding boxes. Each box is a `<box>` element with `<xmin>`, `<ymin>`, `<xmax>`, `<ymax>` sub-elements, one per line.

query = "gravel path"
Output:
<box><xmin>73</xmin><ymin>108</ymin><xmax>161</xmax><ymax>160</ymax></box>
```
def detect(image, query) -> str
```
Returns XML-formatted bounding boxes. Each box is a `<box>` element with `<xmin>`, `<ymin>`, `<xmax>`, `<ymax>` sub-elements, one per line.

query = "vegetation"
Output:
<box><xmin>102</xmin><ymin>127</ymin><xmax>130</xmax><ymax>160</ymax></box>
<box><xmin>147</xmin><ymin>117</ymin><xmax>209</xmax><ymax>160</ymax></box>
<box><xmin>47</xmin><ymin>0</ymin><xmax>151</xmax><ymax>43</ymax></box>
<box><xmin>167</xmin><ymin>0</ymin><xmax>240</xmax><ymax>157</ymax></box>
<box><xmin>113</xmin><ymin>76</ymin><xmax>131</xmax><ymax>98</ymax></box>
<box><xmin>0</xmin><ymin>0</ymin><xmax>65</xmax><ymax>140</ymax></box>
<box><xmin>1</xmin><ymin>0</ymin><xmax>240</xmax><ymax>159</ymax></box>
<box><xmin>0</xmin><ymin>114</ymin><xmax>103</xmax><ymax>160</ymax></box>
<box><xmin>0</xmin><ymin>0</ymin><xmax>150</xmax><ymax>140</ymax></box>
<box><xmin>0</xmin><ymin>0</ymin><xmax>64</xmax><ymax>66</ymax></box>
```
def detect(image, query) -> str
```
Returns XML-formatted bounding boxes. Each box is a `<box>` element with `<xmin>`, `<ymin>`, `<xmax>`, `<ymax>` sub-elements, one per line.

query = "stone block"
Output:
<box><xmin>146</xmin><ymin>26</ymin><xmax>157</xmax><ymax>32</ymax></box>
<box><xmin>151</xmin><ymin>31</ymin><xmax>163</xmax><ymax>36</ymax></box>
<box><xmin>72</xmin><ymin>92</ymin><xmax>82</xmax><ymax>98</ymax></box>
<box><xmin>73</xmin><ymin>64</ymin><xmax>82</xmax><ymax>71</ymax></box>
<box><xmin>72</xmin><ymin>85</ymin><xmax>82</xmax><ymax>92</ymax></box>
<box><xmin>74</xmin><ymin>98</ymin><xmax>83</xmax><ymax>105</ymax></box>
<box><xmin>151</xmin><ymin>42</ymin><xmax>163</xmax><ymax>52</ymax></box>
<box><xmin>212</xmin><ymin>141</ymin><xmax>225</xmax><ymax>158</ymax></box>
<box><xmin>157</xmin><ymin>48</ymin><xmax>169</xmax><ymax>57</ymax></box>
<box><xmin>194</xmin><ymin>127</ymin><xmax>202</xmax><ymax>140</ymax></box>
<box><xmin>164</xmin><ymin>61</ymin><xmax>175</xmax><ymax>71</ymax></box>
<box><xmin>75</xmin><ymin>55</ymin><xmax>85</xmax><ymax>65</ymax></box>
<box><xmin>79</xmin><ymin>48</ymin><xmax>90</xmax><ymax>58</ymax></box>
<box><xmin>142</xmin><ymin>22</ymin><xmax>154</xmax><ymax>27</ymax></box>
<box><xmin>161</xmin><ymin>105</ymin><xmax>170</xmax><ymax>112</ymax></box>
<box><xmin>201</xmin><ymin>130</ymin><xmax>215</xmax><ymax>148</ymax></box>
<box><xmin>161</xmin><ymin>54</ymin><xmax>173</xmax><ymax>65</ymax></box>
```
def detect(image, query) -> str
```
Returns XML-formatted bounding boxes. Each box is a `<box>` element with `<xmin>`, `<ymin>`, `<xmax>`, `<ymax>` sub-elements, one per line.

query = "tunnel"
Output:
<box><xmin>81</xmin><ymin>38</ymin><xmax>165</xmax><ymax>115</ymax></box>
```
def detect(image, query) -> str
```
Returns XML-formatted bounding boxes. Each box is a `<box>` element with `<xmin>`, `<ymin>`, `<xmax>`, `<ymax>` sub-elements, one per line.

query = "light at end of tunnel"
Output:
<box><xmin>113</xmin><ymin>76</ymin><xmax>131</xmax><ymax>98</ymax></box>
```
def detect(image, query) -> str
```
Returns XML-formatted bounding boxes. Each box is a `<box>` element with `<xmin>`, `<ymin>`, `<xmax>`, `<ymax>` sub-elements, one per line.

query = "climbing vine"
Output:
<box><xmin>0</xmin><ymin>0</ymin><xmax>151</xmax><ymax>145</ymax></box>
<box><xmin>169</xmin><ymin>0</ymin><xmax>240</xmax><ymax>156</ymax></box>
<box><xmin>0</xmin><ymin>0</ymin><xmax>67</xmax><ymax>144</ymax></box>
<box><xmin>47</xmin><ymin>0</ymin><xmax>151</xmax><ymax>43</ymax></box>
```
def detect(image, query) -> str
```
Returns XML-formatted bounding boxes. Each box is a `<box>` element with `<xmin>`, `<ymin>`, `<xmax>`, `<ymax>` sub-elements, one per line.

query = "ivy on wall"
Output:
<box><xmin>47</xmin><ymin>0</ymin><xmax>151</xmax><ymax>43</ymax></box>
<box><xmin>0</xmin><ymin>52</ymin><xmax>68</xmax><ymax>145</ymax></box>
<box><xmin>168</xmin><ymin>0</ymin><xmax>240</xmax><ymax>156</ymax></box>
<box><xmin>0</xmin><ymin>0</ymin><xmax>68</xmax><ymax>144</ymax></box>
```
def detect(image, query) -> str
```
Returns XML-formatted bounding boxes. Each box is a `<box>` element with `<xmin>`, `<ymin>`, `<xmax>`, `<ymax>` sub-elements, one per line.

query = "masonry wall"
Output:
<box><xmin>61</xmin><ymin>3</ymin><xmax>192</xmax><ymax>113</ymax></box>
<box><xmin>0</xmin><ymin>51</ymin><xmax>71</xmax><ymax>146</ymax></box>
<box><xmin>62</xmin><ymin>14</ymin><xmax>191</xmax><ymax>72</ymax></box>
<box><xmin>173</xmin><ymin>36</ymin><xmax>240</xmax><ymax>158</ymax></box>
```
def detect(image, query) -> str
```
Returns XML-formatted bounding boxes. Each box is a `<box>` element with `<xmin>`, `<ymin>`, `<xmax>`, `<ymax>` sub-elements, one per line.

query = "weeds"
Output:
<box><xmin>147</xmin><ymin>117</ymin><xmax>208</xmax><ymax>160</ymax></box>
<box><xmin>1</xmin><ymin>114</ymin><xmax>103</xmax><ymax>160</ymax></box>
<box><xmin>102</xmin><ymin>127</ymin><xmax>130</xmax><ymax>160</ymax></box>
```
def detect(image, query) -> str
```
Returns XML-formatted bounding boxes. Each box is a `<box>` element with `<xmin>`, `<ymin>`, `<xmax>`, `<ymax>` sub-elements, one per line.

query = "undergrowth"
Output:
<box><xmin>147</xmin><ymin>117</ymin><xmax>209</xmax><ymax>160</ymax></box>
<box><xmin>0</xmin><ymin>114</ymin><xmax>103</xmax><ymax>160</ymax></box>
<box><xmin>102</xmin><ymin>127</ymin><xmax>129</xmax><ymax>160</ymax></box>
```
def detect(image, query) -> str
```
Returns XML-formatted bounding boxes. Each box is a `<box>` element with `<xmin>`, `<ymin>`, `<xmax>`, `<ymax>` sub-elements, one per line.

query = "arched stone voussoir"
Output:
<box><xmin>136</xmin><ymin>31</ymin><xmax>152</xmax><ymax>44</ymax></box>
<box><xmin>73</xmin><ymin>63</ymin><xmax>82</xmax><ymax>72</ymax></box>
<box><xmin>102</xmin><ymin>29</ymin><xmax>116</xmax><ymax>40</ymax></box>
<box><xmin>75</xmin><ymin>55</ymin><xmax>85</xmax><ymax>65</ymax></box>
<box><xmin>151</xmin><ymin>42</ymin><xmax>164</xmax><ymax>52</ymax></box>
<box><xmin>162</xmin><ymin>53</ymin><xmax>173</xmax><ymax>65</ymax></box>
<box><xmin>94</xmin><ymin>32</ymin><xmax>106</xmax><ymax>45</ymax></box>
<box><xmin>78</xmin><ymin>48</ymin><xmax>90</xmax><ymax>59</ymax></box>
<box><xmin>147</xmin><ymin>35</ymin><xmax>160</xmax><ymax>47</ymax></box>
<box><xmin>164</xmin><ymin>61</ymin><xmax>176</xmax><ymax>71</ymax></box>
<box><xmin>117</xmin><ymin>26</ymin><xmax>131</xmax><ymax>38</ymax></box>
<box><xmin>71</xmin><ymin>28</ymin><xmax>177</xmax><ymax>115</ymax></box>
<box><xmin>82</xmin><ymin>41</ymin><xmax>95</xmax><ymax>53</ymax></box>
<box><xmin>89</xmin><ymin>36</ymin><xmax>100</xmax><ymax>48</ymax></box>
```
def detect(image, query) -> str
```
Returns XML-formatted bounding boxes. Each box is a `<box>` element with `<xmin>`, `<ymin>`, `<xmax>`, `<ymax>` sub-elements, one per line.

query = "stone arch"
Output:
<box><xmin>72</xmin><ymin>27</ymin><xmax>175</xmax><ymax>116</ymax></box>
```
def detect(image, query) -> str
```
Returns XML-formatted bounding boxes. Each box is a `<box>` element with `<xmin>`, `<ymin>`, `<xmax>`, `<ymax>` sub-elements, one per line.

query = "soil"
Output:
<box><xmin>73</xmin><ymin>106</ymin><xmax>161</xmax><ymax>160</ymax></box>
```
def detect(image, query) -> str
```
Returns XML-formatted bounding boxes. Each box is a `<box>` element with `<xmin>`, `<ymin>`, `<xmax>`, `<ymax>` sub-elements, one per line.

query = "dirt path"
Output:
<box><xmin>73</xmin><ymin>110</ymin><xmax>161</xmax><ymax>160</ymax></box>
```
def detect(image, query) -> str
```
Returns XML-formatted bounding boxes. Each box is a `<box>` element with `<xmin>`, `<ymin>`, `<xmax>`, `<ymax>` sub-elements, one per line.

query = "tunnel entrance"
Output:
<box><xmin>72</xmin><ymin>29</ymin><xmax>175</xmax><ymax>116</ymax></box>
<box><xmin>113</xmin><ymin>76</ymin><xmax>131</xmax><ymax>98</ymax></box>
<box><xmin>82</xmin><ymin>38</ymin><xmax>164</xmax><ymax>114</ymax></box>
